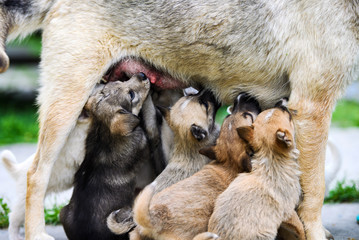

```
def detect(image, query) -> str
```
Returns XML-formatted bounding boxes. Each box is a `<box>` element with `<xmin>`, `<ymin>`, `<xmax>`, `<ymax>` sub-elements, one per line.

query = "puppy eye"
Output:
<box><xmin>129</xmin><ymin>90</ymin><xmax>135</xmax><ymax>101</ymax></box>
<box><xmin>243</xmin><ymin>112</ymin><xmax>254</xmax><ymax>123</ymax></box>
<box><xmin>117</xmin><ymin>109</ymin><xmax>128</xmax><ymax>114</ymax></box>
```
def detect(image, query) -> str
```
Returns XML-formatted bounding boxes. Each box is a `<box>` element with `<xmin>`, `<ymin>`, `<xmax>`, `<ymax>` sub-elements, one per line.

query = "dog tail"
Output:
<box><xmin>0</xmin><ymin>150</ymin><xmax>20</xmax><ymax>179</ymax></box>
<box><xmin>133</xmin><ymin>181</ymin><xmax>157</xmax><ymax>231</ymax></box>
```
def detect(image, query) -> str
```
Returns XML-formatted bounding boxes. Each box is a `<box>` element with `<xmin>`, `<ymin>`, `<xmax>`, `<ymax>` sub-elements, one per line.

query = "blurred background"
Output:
<box><xmin>0</xmin><ymin>34</ymin><xmax>358</xmax><ymax>232</ymax></box>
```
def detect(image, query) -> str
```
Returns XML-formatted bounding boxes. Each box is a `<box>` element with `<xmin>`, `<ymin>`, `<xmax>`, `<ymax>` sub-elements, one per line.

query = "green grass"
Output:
<box><xmin>331</xmin><ymin>100</ymin><xmax>359</xmax><ymax>128</ymax></box>
<box><xmin>8</xmin><ymin>33</ymin><xmax>42</xmax><ymax>56</ymax></box>
<box><xmin>44</xmin><ymin>203</ymin><xmax>65</xmax><ymax>225</ymax></box>
<box><xmin>325</xmin><ymin>180</ymin><xmax>359</xmax><ymax>204</ymax></box>
<box><xmin>0</xmin><ymin>197</ymin><xmax>64</xmax><ymax>228</ymax></box>
<box><xmin>0</xmin><ymin>94</ymin><xmax>39</xmax><ymax>145</ymax></box>
<box><xmin>0</xmin><ymin>198</ymin><xmax>10</xmax><ymax>228</ymax></box>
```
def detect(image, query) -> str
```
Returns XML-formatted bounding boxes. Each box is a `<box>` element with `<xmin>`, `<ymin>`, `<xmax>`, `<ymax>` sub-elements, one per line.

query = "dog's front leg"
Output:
<box><xmin>24</xmin><ymin>13</ymin><xmax>118</xmax><ymax>240</ymax></box>
<box><xmin>289</xmin><ymin>86</ymin><xmax>338</xmax><ymax>240</ymax></box>
<box><xmin>25</xmin><ymin>82</ymin><xmax>98</xmax><ymax>240</ymax></box>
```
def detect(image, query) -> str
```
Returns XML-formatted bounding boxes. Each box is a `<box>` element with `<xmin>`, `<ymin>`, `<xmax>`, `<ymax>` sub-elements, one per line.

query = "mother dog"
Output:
<box><xmin>0</xmin><ymin>1</ymin><xmax>358</xmax><ymax>239</ymax></box>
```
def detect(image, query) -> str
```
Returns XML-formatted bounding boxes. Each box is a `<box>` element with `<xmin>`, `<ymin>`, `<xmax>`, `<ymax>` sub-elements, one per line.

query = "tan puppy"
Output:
<box><xmin>0</xmin><ymin>1</ymin><xmax>358</xmax><ymax>239</ymax></box>
<box><xmin>194</xmin><ymin>104</ymin><xmax>302</xmax><ymax>240</ymax></box>
<box><xmin>130</xmin><ymin>93</ymin><xmax>260</xmax><ymax>240</ymax></box>
<box><xmin>145</xmin><ymin>89</ymin><xmax>220</xmax><ymax>194</ymax></box>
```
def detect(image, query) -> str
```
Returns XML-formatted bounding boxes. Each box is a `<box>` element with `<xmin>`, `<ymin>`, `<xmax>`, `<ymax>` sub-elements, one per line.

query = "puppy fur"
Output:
<box><xmin>59</xmin><ymin>74</ymin><xmax>151</xmax><ymax>240</ymax></box>
<box><xmin>130</xmin><ymin>89</ymin><xmax>220</xmax><ymax>239</ymax></box>
<box><xmin>130</xmin><ymin>93</ymin><xmax>260</xmax><ymax>240</ymax></box>
<box><xmin>146</xmin><ymin>89</ymin><xmax>220</xmax><ymax>194</ymax></box>
<box><xmin>195</xmin><ymin>105</ymin><xmax>302</xmax><ymax>240</ymax></box>
<box><xmin>0</xmin><ymin>113</ymin><xmax>90</xmax><ymax>240</ymax></box>
<box><xmin>0</xmin><ymin>1</ymin><xmax>358</xmax><ymax>239</ymax></box>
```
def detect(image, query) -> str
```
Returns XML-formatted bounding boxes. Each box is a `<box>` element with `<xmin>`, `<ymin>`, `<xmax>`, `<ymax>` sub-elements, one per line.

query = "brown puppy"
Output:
<box><xmin>130</xmin><ymin>93</ymin><xmax>260</xmax><ymax>240</ymax></box>
<box><xmin>195</xmin><ymin>103</ymin><xmax>302</xmax><ymax>240</ymax></box>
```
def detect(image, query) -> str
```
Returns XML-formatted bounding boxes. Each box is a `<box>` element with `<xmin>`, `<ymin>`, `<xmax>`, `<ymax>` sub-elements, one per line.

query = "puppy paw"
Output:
<box><xmin>33</xmin><ymin>232</ymin><xmax>55</xmax><ymax>240</ymax></box>
<box><xmin>193</xmin><ymin>232</ymin><xmax>219</xmax><ymax>240</ymax></box>
<box><xmin>276</xmin><ymin>129</ymin><xmax>292</xmax><ymax>148</ymax></box>
<box><xmin>190</xmin><ymin>124</ymin><xmax>207</xmax><ymax>141</ymax></box>
<box><xmin>107</xmin><ymin>207</ymin><xmax>135</xmax><ymax>235</ymax></box>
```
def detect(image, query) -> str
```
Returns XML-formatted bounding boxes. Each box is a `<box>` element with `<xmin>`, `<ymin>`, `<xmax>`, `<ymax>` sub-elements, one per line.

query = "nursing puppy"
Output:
<box><xmin>195</xmin><ymin>104</ymin><xmax>302</xmax><ymax>240</ymax></box>
<box><xmin>130</xmin><ymin>93</ymin><xmax>260</xmax><ymax>240</ymax></box>
<box><xmin>145</xmin><ymin>89</ymin><xmax>220</xmax><ymax>194</ymax></box>
<box><xmin>1</xmin><ymin>1</ymin><xmax>358</xmax><ymax>239</ymax></box>
<box><xmin>60</xmin><ymin>73</ymin><xmax>151</xmax><ymax>240</ymax></box>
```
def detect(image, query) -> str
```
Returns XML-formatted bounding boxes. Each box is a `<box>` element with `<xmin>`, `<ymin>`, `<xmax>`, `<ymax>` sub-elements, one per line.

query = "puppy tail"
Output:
<box><xmin>0</xmin><ymin>150</ymin><xmax>20</xmax><ymax>179</ymax></box>
<box><xmin>133</xmin><ymin>181</ymin><xmax>157</xmax><ymax>230</ymax></box>
<box><xmin>107</xmin><ymin>206</ymin><xmax>136</xmax><ymax>235</ymax></box>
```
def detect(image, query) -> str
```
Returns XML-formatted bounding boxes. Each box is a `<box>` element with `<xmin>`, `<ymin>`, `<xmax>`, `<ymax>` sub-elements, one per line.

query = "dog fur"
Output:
<box><xmin>194</xmin><ymin>105</ymin><xmax>302</xmax><ymax>240</ymax></box>
<box><xmin>130</xmin><ymin>93</ymin><xmax>260</xmax><ymax>240</ymax></box>
<box><xmin>0</xmin><ymin>1</ymin><xmax>358</xmax><ymax>239</ymax></box>
<box><xmin>59</xmin><ymin>73</ymin><xmax>151</xmax><ymax>240</ymax></box>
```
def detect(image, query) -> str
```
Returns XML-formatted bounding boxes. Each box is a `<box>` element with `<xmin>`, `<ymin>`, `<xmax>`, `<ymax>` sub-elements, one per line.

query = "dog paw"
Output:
<box><xmin>33</xmin><ymin>232</ymin><xmax>55</xmax><ymax>240</ymax></box>
<box><xmin>107</xmin><ymin>207</ymin><xmax>135</xmax><ymax>235</ymax></box>
<box><xmin>324</xmin><ymin>227</ymin><xmax>334</xmax><ymax>240</ymax></box>
<box><xmin>190</xmin><ymin>124</ymin><xmax>208</xmax><ymax>141</ymax></box>
<box><xmin>276</xmin><ymin>129</ymin><xmax>292</xmax><ymax>148</ymax></box>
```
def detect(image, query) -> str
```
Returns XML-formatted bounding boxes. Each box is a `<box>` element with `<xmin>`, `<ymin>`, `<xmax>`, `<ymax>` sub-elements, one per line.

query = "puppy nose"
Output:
<box><xmin>138</xmin><ymin>72</ymin><xmax>147</xmax><ymax>81</ymax></box>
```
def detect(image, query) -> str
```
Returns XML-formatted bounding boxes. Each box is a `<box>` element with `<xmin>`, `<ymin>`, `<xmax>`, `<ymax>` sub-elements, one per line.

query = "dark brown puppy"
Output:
<box><xmin>60</xmin><ymin>74</ymin><xmax>150</xmax><ymax>240</ymax></box>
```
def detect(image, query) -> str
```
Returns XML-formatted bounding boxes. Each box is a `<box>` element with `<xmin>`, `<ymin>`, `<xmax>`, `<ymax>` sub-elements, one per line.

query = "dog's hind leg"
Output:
<box><xmin>288</xmin><ymin>65</ymin><xmax>347</xmax><ymax>239</ymax></box>
<box><xmin>24</xmin><ymin>9</ymin><xmax>118</xmax><ymax>240</ymax></box>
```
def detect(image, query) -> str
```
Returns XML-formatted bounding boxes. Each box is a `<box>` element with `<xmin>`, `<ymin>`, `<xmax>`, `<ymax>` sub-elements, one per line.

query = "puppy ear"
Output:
<box><xmin>240</xmin><ymin>154</ymin><xmax>252</xmax><ymax>173</ymax></box>
<box><xmin>199</xmin><ymin>146</ymin><xmax>217</xmax><ymax>160</ymax></box>
<box><xmin>276</xmin><ymin>128</ymin><xmax>293</xmax><ymax>148</ymax></box>
<box><xmin>191</xmin><ymin>124</ymin><xmax>208</xmax><ymax>141</ymax></box>
<box><xmin>110</xmin><ymin>111</ymin><xmax>140</xmax><ymax>136</ymax></box>
<box><xmin>236</xmin><ymin>126</ymin><xmax>254</xmax><ymax>144</ymax></box>
<box><xmin>157</xmin><ymin>105</ymin><xmax>171</xmax><ymax>123</ymax></box>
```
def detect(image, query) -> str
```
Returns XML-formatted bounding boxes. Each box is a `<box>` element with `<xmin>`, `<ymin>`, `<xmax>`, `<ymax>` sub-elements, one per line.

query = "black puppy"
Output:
<box><xmin>60</xmin><ymin>73</ymin><xmax>151</xmax><ymax>240</ymax></box>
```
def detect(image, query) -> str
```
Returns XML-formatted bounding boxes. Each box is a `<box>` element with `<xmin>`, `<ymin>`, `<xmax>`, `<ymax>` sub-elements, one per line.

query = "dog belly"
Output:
<box><xmin>99</xmin><ymin>0</ymin><xmax>356</xmax><ymax>105</ymax></box>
